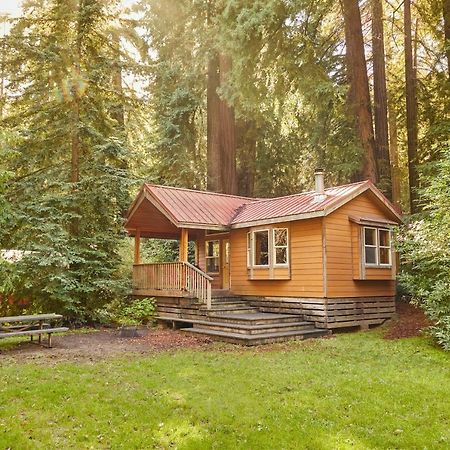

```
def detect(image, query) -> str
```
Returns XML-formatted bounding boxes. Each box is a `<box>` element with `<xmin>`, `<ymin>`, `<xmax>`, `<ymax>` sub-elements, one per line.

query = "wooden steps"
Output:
<box><xmin>182</xmin><ymin>327</ymin><xmax>329</xmax><ymax>346</ymax></box>
<box><xmin>156</xmin><ymin>294</ymin><xmax>330</xmax><ymax>345</ymax></box>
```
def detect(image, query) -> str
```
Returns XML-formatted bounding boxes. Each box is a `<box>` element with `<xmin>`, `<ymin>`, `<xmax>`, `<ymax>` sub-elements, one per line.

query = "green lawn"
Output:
<box><xmin>1</xmin><ymin>331</ymin><xmax>449</xmax><ymax>449</ymax></box>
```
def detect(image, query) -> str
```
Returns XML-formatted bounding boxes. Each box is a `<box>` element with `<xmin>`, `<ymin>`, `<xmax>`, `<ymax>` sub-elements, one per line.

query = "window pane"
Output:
<box><xmin>379</xmin><ymin>229</ymin><xmax>390</xmax><ymax>247</ymax></box>
<box><xmin>254</xmin><ymin>230</ymin><xmax>269</xmax><ymax>266</ymax></box>
<box><xmin>364</xmin><ymin>228</ymin><xmax>376</xmax><ymax>246</ymax></box>
<box><xmin>365</xmin><ymin>247</ymin><xmax>377</xmax><ymax>264</ymax></box>
<box><xmin>275</xmin><ymin>247</ymin><xmax>287</xmax><ymax>265</ymax></box>
<box><xmin>206</xmin><ymin>241</ymin><xmax>219</xmax><ymax>257</ymax></box>
<box><xmin>379</xmin><ymin>247</ymin><xmax>391</xmax><ymax>265</ymax></box>
<box><xmin>274</xmin><ymin>228</ymin><xmax>287</xmax><ymax>246</ymax></box>
<box><xmin>206</xmin><ymin>257</ymin><xmax>219</xmax><ymax>273</ymax></box>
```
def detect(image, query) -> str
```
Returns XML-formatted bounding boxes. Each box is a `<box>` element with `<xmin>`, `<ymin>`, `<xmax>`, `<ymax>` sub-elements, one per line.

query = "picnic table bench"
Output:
<box><xmin>0</xmin><ymin>314</ymin><xmax>68</xmax><ymax>348</ymax></box>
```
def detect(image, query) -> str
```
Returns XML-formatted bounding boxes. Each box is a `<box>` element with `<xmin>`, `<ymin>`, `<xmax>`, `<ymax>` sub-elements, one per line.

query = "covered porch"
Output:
<box><xmin>131</xmin><ymin>228</ymin><xmax>214</xmax><ymax>309</ymax></box>
<box><xmin>125</xmin><ymin>184</ymin><xmax>235</xmax><ymax>309</ymax></box>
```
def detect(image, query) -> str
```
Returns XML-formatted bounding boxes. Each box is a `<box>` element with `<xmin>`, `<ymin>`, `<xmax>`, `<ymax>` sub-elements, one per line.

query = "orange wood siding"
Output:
<box><xmin>325</xmin><ymin>192</ymin><xmax>396</xmax><ymax>298</ymax></box>
<box><xmin>248</xmin><ymin>267</ymin><xmax>291</xmax><ymax>280</ymax></box>
<box><xmin>230</xmin><ymin>219</ymin><xmax>325</xmax><ymax>297</ymax></box>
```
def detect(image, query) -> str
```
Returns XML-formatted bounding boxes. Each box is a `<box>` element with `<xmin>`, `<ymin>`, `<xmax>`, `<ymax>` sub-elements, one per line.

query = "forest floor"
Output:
<box><xmin>1</xmin><ymin>301</ymin><xmax>448</xmax><ymax>450</ymax></box>
<box><xmin>0</xmin><ymin>300</ymin><xmax>430</xmax><ymax>363</ymax></box>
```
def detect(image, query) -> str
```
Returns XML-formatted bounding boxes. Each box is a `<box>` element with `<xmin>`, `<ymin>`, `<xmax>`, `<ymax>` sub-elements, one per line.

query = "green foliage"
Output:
<box><xmin>398</xmin><ymin>151</ymin><xmax>450</xmax><ymax>350</ymax></box>
<box><xmin>217</xmin><ymin>0</ymin><xmax>362</xmax><ymax>194</ymax></box>
<box><xmin>0</xmin><ymin>0</ymin><xmax>137</xmax><ymax>320</ymax></box>
<box><xmin>136</xmin><ymin>0</ymin><xmax>208</xmax><ymax>189</ymax></box>
<box><xmin>141</xmin><ymin>239</ymin><xmax>195</xmax><ymax>264</ymax></box>
<box><xmin>94</xmin><ymin>296</ymin><xmax>156</xmax><ymax>326</ymax></box>
<box><xmin>120</xmin><ymin>297</ymin><xmax>156</xmax><ymax>325</ymax></box>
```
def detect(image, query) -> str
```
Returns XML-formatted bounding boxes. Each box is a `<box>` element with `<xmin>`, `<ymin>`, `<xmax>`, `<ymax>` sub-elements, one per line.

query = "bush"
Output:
<box><xmin>94</xmin><ymin>297</ymin><xmax>157</xmax><ymax>327</ymax></box>
<box><xmin>398</xmin><ymin>152</ymin><xmax>450</xmax><ymax>350</ymax></box>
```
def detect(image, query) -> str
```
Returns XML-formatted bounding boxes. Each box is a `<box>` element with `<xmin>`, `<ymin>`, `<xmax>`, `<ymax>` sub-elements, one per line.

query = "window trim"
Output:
<box><xmin>247</xmin><ymin>227</ymin><xmax>290</xmax><ymax>269</ymax></box>
<box><xmin>246</xmin><ymin>232</ymin><xmax>252</xmax><ymax>268</ymax></box>
<box><xmin>273</xmin><ymin>228</ymin><xmax>289</xmax><ymax>267</ymax></box>
<box><xmin>378</xmin><ymin>228</ymin><xmax>392</xmax><ymax>267</ymax></box>
<box><xmin>252</xmin><ymin>229</ymin><xmax>270</xmax><ymax>268</ymax></box>
<box><xmin>205</xmin><ymin>240</ymin><xmax>220</xmax><ymax>274</ymax></box>
<box><xmin>363</xmin><ymin>226</ymin><xmax>392</xmax><ymax>268</ymax></box>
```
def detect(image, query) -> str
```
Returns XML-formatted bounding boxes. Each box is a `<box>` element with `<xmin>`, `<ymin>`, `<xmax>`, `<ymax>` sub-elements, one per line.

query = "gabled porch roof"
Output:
<box><xmin>125</xmin><ymin>180</ymin><xmax>402</xmax><ymax>238</ymax></box>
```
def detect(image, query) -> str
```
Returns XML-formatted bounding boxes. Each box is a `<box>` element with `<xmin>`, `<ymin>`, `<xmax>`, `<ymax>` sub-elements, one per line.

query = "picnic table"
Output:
<box><xmin>0</xmin><ymin>314</ymin><xmax>68</xmax><ymax>348</ymax></box>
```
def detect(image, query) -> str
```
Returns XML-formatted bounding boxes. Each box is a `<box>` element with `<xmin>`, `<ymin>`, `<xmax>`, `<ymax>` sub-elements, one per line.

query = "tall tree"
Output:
<box><xmin>237</xmin><ymin>119</ymin><xmax>257</xmax><ymax>197</ymax></box>
<box><xmin>372</xmin><ymin>0</ymin><xmax>391</xmax><ymax>197</ymax></box>
<box><xmin>444</xmin><ymin>0</ymin><xmax>450</xmax><ymax>78</ymax></box>
<box><xmin>207</xmin><ymin>54</ymin><xmax>222</xmax><ymax>192</ymax></box>
<box><xmin>404</xmin><ymin>0</ymin><xmax>419</xmax><ymax>212</ymax></box>
<box><xmin>217</xmin><ymin>53</ymin><xmax>237</xmax><ymax>194</ymax></box>
<box><xmin>206</xmin><ymin>1</ymin><xmax>237</xmax><ymax>195</ymax></box>
<box><xmin>388</xmin><ymin>94</ymin><xmax>402</xmax><ymax>207</ymax></box>
<box><xmin>1</xmin><ymin>0</ymin><xmax>133</xmax><ymax>319</ymax></box>
<box><xmin>342</xmin><ymin>0</ymin><xmax>377</xmax><ymax>183</ymax></box>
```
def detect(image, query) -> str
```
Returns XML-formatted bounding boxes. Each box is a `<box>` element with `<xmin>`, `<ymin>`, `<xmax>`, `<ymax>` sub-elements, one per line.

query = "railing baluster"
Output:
<box><xmin>132</xmin><ymin>261</ymin><xmax>213</xmax><ymax>309</ymax></box>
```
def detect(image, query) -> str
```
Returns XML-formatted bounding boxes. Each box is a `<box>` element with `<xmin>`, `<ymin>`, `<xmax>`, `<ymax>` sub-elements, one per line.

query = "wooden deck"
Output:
<box><xmin>133</xmin><ymin>262</ymin><xmax>212</xmax><ymax>308</ymax></box>
<box><xmin>155</xmin><ymin>294</ymin><xmax>330</xmax><ymax>345</ymax></box>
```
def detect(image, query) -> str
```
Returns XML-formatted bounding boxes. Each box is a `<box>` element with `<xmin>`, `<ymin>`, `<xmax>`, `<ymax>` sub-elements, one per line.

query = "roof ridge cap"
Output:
<box><xmin>241</xmin><ymin>181</ymin><xmax>370</xmax><ymax>205</ymax></box>
<box><xmin>144</xmin><ymin>183</ymin><xmax>255</xmax><ymax>201</ymax></box>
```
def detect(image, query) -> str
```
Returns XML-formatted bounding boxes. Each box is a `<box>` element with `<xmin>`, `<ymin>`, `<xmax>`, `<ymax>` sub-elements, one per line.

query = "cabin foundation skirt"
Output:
<box><xmin>248</xmin><ymin>296</ymin><xmax>396</xmax><ymax>330</ymax></box>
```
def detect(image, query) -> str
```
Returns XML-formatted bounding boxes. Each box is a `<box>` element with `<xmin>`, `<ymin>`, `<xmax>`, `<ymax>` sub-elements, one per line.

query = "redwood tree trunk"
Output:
<box><xmin>207</xmin><ymin>54</ymin><xmax>222</xmax><ymax>192</ymax></box>
<box><xmin>111</xmin><ymin>34</ymin><xmax>125</xmax><ymax>130</ymax></box>
<box><xmin>70</xmin><ymin>1</ymin><xmax>82</xmax><ymax>236</ymax></box>
<box><xmin>388</xmin><ymin>95</ymin><xmax>401</xmax><ymax>208</ymax></box>
<box><xmin>372</xmin><ymin>0</ymin><xmax>391</xmax><ymax>198</ymax></box>
<box><xmin>404</xmin><ymin>0</ymin><xmax>419</xmax><ymax>212</ymax></box>
<box><xmin>206</xmin><ymin>54</ymin><xmax>237</xmax><ymax>194</ymax></box>
<box><xmin>342</xmin><ymin>0</ymin><xmax>377</xmax><ymax>183</ymax></box>
<box><xmin>218</xmin><ymin>54</ymin><xmax>237</xmax><ymax>195</ymax></box>
<box><xmin>444</xmin><ymin>0</ymin><xmax>450</xmax><ymax>78</ymax></box>
<box><xmin>237</xmin><ymin>119</ymin><xmax>257</xmax><ymax>197</ymax></box>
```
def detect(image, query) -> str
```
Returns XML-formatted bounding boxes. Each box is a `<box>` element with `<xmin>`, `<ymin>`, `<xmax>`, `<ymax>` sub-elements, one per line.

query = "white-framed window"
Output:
<box><xmin>205</xmin><ymin>240</ymin><xmax>220</xmax><ymax>273</ymax></box>
<box><xmin>363</xmin><ymin>227</ymin><xmax>392</xmax><ymax>267</ymax></box>
<box><xmin>253</xmin><ymin>229</ymin><xmax>270</xmax><ymax>267</ymax></box>
<box><xmin>247</xmin><ymin>232</ymin><xmax>252</xmax><ymax>268</ymax></box>
<box><xmin>247</xmin><ymin>227</ymin><xmax>289</xmax><ymax>269</ymax></box>
<box><xmin>274</xmin><ymin>228</ymin><xmax>289</xmax><ymax>266</ymax></box>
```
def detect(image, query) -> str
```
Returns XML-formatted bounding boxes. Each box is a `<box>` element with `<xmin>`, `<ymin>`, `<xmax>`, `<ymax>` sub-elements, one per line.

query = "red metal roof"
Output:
<box><xmin>230</xmin><ymin>182</ymin><xmax>369</xmax><ymax>226</ymax></box>
<box><xmin>144</xmin><ymin>184</ymin><xmax>251</xmax><ymax>227</ymax></box>
<box><xmin>127</xmin><ymin>180</ymin><xmax>400</xmax><ymax>230</ymax></box>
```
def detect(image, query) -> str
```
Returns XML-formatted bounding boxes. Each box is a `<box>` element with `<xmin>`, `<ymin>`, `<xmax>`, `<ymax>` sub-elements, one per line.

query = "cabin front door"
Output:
<box><xmin>222</xmin><ymin>239</ymin><xmax>230</xmax><ymax>290</ymax></box>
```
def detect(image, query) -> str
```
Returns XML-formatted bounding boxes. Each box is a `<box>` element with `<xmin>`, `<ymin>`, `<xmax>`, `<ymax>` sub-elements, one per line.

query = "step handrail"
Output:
<box><xmin>183</xmin><ymin>261</ymin><xmax>214</xmax><ymax>281</ymax></box>
<box><xmin>132</xmin><ymin>261</ymin><xmax>213</xmax><ymax>309</ymax></box>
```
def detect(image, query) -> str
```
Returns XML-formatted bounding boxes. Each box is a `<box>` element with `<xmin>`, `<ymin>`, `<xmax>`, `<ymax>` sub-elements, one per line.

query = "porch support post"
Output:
<box><xmin>179</xmin><ymin>228</ymin><xmax>188</xmax><ymax>262</ymax></box>
<box><xmin>134</xmin><ymin>229</ymin><xmax>141</xmax><ymax>264</ymax></box>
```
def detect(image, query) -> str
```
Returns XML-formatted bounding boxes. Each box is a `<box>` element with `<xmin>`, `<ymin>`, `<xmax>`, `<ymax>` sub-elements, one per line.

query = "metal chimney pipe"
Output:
<box><xmin>314</xmin><ymin>169</ymin><xmax>325</xmax><ymax>195</ymax></box>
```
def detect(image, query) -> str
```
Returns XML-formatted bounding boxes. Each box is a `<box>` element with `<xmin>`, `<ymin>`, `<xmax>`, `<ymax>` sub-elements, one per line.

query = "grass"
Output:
<box><xmin>1</xmin><ymin>331</ymin><xmax>449</xmax><ymax>449</ymax></box>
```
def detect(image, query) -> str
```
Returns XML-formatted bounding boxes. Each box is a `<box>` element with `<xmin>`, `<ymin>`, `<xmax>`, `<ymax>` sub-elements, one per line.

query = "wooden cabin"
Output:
<box><xmin>125</xmin><ymin>172</ymin><xmax>402</xmax><ymax>345</ymax></box>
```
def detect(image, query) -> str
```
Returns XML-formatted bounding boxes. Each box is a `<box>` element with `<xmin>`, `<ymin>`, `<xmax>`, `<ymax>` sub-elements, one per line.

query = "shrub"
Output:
<box><xmin>94</xmin><ymin>297</ymin><xmax>157</xmax><ymax>327</ymax></box>
<box><xmin>398</xmin><ymin>152</ymin><xmax>450</xmax><ymax>350</ymax></box>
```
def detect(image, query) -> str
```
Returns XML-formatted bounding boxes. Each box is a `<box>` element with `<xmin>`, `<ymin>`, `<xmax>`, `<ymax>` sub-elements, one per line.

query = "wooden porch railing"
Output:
<box><xmin>133</xmin><ymin>262</ymin><xmax>213</xmax><ymax>309</ymax></box>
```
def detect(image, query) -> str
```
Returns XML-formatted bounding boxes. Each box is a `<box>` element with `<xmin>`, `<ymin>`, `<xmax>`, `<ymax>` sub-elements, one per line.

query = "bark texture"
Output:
<box><xmin>342</xmin><ymin>0</ymin><xmax>377</xmax><ymax>183</ymax></box>
<box><xmin>388</xmin><ymin>95</ymin><xmax>401</xmax><ymax>208</ymax></box>
<box><xmin>237</xmin><ymin>119</ymin><xmax>257</xmax><ymax>197</ymax></box>
<box><xmin>404</xmin><ymin>0</ymin><xmax>419</xmax><ymax>212</ymax></box>
<box><xmin>207</xmin><ymin>54</ymin><xmax>222</xmax><ymax>192</ymax></box>
<box><xmin>372</xmin><ymin>0</ymin><xmax>391</xmax><ymax>198</ymax></box>
<box><xmin>206</xmin><ymin>54</ymin><xmax>237</xmax><ymax>194</ymax></box>
<box><xmin>444</xmin><ymin>0</ymin><xmax>450</xmax><ymax>78</ymax></box>
<box><xmin>218</xmin><ymin>54</ymin><xmax>237</xmax><ymax>195</ymax></box>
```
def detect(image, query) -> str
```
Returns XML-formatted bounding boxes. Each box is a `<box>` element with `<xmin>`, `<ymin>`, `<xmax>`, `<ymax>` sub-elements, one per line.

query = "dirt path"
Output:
<box><xmin>0</xmin><ymin>328</ymin><xmax>213</xmax><ymax>363</ymax></box>
<box><xmin>1</xmin><ymin>301</ymin><xmax>430</xmax><ymax>363</ymax></box>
